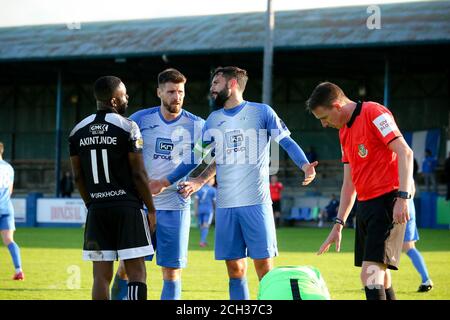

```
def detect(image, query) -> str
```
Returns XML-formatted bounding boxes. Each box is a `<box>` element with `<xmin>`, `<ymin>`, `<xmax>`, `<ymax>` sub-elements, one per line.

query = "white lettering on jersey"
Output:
<box><xmin>89</xmin><ymin>124</ymin><xmax>109</xmax><ymax>135</ymax></box>
<box><xmin>89</xmin><ymin>189</ymin><xmax>126</xmax><ymax>199</ymax></box>
<box><xmin>79</xmin><ymin>136</ymin><xmax>117</xmax><ymax>146</ymax></box>
<box><xmin>372</xmin><ymin>113</ymin><xmax>398</xmax><ymax>137</ymax></box>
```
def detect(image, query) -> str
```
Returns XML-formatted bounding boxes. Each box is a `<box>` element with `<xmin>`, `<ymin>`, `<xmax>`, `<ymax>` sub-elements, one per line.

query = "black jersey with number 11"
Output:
<box><xmin>69</xmin><ymin>110</ymin><xmax>144</xmax><ymax>209</ymax></box>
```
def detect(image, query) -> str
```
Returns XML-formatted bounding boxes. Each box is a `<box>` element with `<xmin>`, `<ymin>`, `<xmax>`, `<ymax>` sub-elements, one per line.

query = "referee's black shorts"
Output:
<box><xmin>354</xmin><ymin>191</ymin><xmax>406</xmax><ymax>270</ymax></box>
<box><xmin>83</xmin><ymin>205</ymin><xmax>154</xmax><ymax>261</ymax></box>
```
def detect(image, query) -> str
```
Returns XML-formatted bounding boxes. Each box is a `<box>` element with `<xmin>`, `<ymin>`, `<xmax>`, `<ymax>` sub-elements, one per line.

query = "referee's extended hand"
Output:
<box><xmin>393</xmin><ymin>198</ymin><xmax>410</xmax><ymax>224</ymax></box>
<box><xmin>317</xmin><ymin>225</ymin><xmax>342</xmax><ymax>255</ymax></box>
<box><xmin>301</xmin><ymin>161</ymin><xmax>319</xmax><ymax>186</ymax></box>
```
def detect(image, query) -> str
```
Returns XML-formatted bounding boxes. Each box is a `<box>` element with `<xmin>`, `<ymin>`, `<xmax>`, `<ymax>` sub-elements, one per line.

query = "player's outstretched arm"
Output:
<box><xmin>317</xmin><ymin>224</ymin><xmax>343</xmax><ymax>255</ymax></box>
<box><xmin>149</xmin><ymin>178</ymin><xmax>171</xmax><ymax>196</ymax></box>
<box><xmin>70</xmin><ymin>155</ymin><xmax>91</xmax><ymax>205</ymax></box>
<box><xmin>301</xmin><ymin>161</ymin><xmax>319</xmax><ymax>186</ymax></box>
<box><xmin>178</xmin><ymin>161</ymin><xmax>216</xmax><ymax>198</ymax></box>
<box><xmin>151</xmin><ymin>139</ymin><xmax>215</xmax><ymax>196</ymax></box>
<box><xmin>278</xmin><ymin>136</ymin><xmax>318</xmax><ymax>186</ymax></box>
<box><xmin>153</xmin><ymin>146</ymin><xmax>213</xmax><ymax>196</ymax></box>
<box><xmin>147</xmin><ymin>160</ymin><xmax>199</xmax><ymax>196</ymax></box>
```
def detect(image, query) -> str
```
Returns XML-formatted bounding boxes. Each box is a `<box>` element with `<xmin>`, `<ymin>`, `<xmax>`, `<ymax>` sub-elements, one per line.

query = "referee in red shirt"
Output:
<box><xmin>307</xmin><ymin>82</ymin><xmax>413</xmax><ymax>300</ymax></box>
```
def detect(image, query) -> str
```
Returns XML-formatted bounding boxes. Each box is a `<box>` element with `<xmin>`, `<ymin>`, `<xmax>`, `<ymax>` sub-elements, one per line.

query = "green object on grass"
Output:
<box><xmin>258</xmin><ymin>266</ymin><xmax>331</xmax><ymax>300</ymax></box>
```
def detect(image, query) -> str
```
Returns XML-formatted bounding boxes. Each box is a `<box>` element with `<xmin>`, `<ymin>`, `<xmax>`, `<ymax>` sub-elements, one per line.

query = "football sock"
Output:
<box><xmin>7</xmin><ymin>242</ymin><xmax>22</xmax><ymax>270</ymax></box>
<box><xmin>385</xmin><ymin>286</ymin><xmax>396</xmax><ymax>300</ymax></box>
<box><xmin>364</xmin><ymin>285</ymin><xmax>386</xmax><ymax>300</ymax></box>
<box><xmin>229</xmin><ymin>278</ymin><xmax>250</xmax><ymax>300</ymax></box>
<box><xmin>200</xmin><ymin>227</ymin><xmax>209</xmax><ymax>243</ymax></box>
<box><xmin>161</xmin><ymin>279</ymin><xmax>181</xmax><ymax>300</ymax></box>
<box><xmin>127</xmin><ymin>282</ymin><xmax>147</xmax><ymax>300</ymax></box>
<box><xmin>407</xmin><ymin>248</ymin><xmax>430</xmax><ymax>283</ymax></box>
<box><xmin>111</xmin><ymin>274</ymin><xmax>128</xmax><ymax>300</ymax></box>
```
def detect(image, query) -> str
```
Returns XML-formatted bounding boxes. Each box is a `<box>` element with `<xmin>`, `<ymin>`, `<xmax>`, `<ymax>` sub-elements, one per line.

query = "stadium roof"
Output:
<box><xmin>0</xmin><ymin>1</ymin><xmax>449</xmax><ymax>62</ymax></box>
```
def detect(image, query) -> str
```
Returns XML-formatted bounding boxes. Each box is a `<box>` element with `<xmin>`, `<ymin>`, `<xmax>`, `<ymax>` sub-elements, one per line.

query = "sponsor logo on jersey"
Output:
<box><xmin>358</xmin><ymin>144</ymin><xmax>368</xmax><ymax>158</ymax></box>
<box><xmin>141</xmin><ymin>124</ymin><xmax>160</xmax><ymax>131</ymax></box>
<box><xmin>217</xmin><ymin>121</ymin><xmax>226</xmax><ymax>127</ymax></box>
<box><xmin>89</xmin><ymin>124</ymin><xmax>109</xmax><ymax>135</ymax></box>
<box><xmin>225</xmin><ymin>130</ymin><xmax>246</xmax><ymax>154</ymax></box>
<box><xmin>372</xmin><ymin>113</ymin><xmax>399</xmax><ymax>138</ymax></box>
<box><xmin>90</xmin><ymin>189</ymin><xmax>126</xmax><ymax>199</ymax></box>
<box><xmin>154</xmin><ymin>138</ymin><xmax>174</xmax><ymax>160</ymax></box>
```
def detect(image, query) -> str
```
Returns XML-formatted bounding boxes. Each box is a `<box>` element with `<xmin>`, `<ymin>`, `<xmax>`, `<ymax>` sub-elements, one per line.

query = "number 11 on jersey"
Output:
<box><xmin>90</xmin><ymin>149</ymin><xmax>110</xmax><ymax>184</ymax></box>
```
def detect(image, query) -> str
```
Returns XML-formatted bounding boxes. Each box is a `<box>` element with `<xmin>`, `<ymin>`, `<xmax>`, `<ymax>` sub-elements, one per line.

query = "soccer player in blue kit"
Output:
<box><xmin>111</xmin><ymin>69</ymin><xmax>205</xmax><ymax>300</ymax></box>
<box><xmin>194</xmin><ymin>177</ymin><xmax>216</xmax><ymax>247</ymax></box>
<box><xmin>151</xmin><ymin>66</ymin><xmax>318</xmax><ymax>299</ymax></box>
<box><xmin>0</xmin><ymin>142</ymin><xmax>24</xmax><ymax>280</ymax></box>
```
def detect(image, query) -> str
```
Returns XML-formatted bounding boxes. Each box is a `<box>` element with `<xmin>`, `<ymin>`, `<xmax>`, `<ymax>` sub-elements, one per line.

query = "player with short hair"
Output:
<box><xmin>151</xmin><ymin>66</ymin><xmax>318</xmax><ymax>300</ymax></box>
<box><xmin>112</xmin><ymin>69</ymin><xmax>205</xmax><ymax>300</ymax></box>
<box><xmin>311</xmin><ymin>82</ymin><xmax>413</xmax><ymax>300</ymax></box>
<box><xmin>194</xmin><ymin>177</ymin><xmax>216</xmax><ymax>247</ymax></box>
<box><xmin>0</xmin><ymin>142</ymin><xmax>24</xmax><ymax>280</ymax></box>
<box><xmin>69</xmin><ymin>76</ymin><xmax>156</xmax><ymax>300</ymax></box>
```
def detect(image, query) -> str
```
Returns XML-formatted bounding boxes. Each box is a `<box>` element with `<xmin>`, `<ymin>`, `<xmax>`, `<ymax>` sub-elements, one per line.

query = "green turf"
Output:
<box><xmin>0</xmin><ymin>227</ymin><xmax>449</xmax><ymax>300</ymax></box>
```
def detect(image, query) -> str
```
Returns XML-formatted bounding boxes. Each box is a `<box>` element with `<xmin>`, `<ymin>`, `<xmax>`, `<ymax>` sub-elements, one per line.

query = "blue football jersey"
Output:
<box><xmin>0</xmin><ymin>160</ymin><xmax>14</xmax><ymax>215</ymax></box>
<box><xmin>201</xmin><ymin>101</ymin><xmax>290</xmax><ymax>208</ymax></box>
<box><xmin>195</xmin><ymin>184</ymin><xmax>216</xmax><ymax>214</ymax></box>
<box><xmin>130</xmin><ymin>107</ymin><xmax>205</xmax><ymax>210</ymax></box>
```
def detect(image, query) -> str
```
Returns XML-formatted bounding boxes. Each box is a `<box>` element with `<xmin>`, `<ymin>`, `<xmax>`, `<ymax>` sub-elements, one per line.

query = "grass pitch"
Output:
<box><xmin>0</xmin><ymin>226</ymin><xmax>449</xmax><ymax>300</ymax></box>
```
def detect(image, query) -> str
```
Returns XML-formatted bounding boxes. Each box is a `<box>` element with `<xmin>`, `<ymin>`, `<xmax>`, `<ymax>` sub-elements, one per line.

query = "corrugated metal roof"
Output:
<box><xmin>0</xmin><ymin>1</ymin><xmax>449</xmax><ymax>61</ymax></box>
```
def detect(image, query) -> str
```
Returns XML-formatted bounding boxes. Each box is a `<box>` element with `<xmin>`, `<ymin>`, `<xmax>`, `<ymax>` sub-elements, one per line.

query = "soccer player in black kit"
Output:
<box><xmin>69</xmin><ymin>76</ymin><xmax>156</xmax><ymax>300</ymax></box>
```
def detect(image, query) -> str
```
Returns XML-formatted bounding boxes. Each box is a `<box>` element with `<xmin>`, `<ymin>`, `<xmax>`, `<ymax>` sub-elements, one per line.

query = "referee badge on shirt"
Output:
<box><xmin>358</xmin><ymin>144</ymin><xmax>368</xmax><ymax>158</ymax></box>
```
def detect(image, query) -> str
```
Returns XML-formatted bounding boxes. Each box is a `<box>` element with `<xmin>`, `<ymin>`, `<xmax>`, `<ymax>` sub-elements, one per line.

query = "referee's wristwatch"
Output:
<box><xmin>395</xmin><ymin>191</ymin><xmax>412</xmax><ymax>199</ymax></box>
<box><xmin>334</xmin><ymin>217</ymin><xmax>345</xmax><ymax>227</ymax></box>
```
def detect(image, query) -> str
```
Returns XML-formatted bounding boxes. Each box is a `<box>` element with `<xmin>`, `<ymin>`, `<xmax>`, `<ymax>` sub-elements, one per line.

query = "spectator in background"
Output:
<box><xmin>422</xmin><ymin>149</ymin><xmax>438</xmax><ymax>192</ymax></box>
<box><xmin>445</xmin><ymin>152</ymin><xmax>450</xmax><ymax>201</ymax></box>
<box><xmin>318</xmin><ymin>194</ymin><xmax>339</xmax><ymax>228</ymax></box>
<box><xmin>306</xmin><ymin>146</ymin><xmax>318</xmax><ymax>163</ymax></box>
<box><xmin>270</xmin><ymin>175</ymin><xmax>284</xmax><ymax>228</ymax></box>
<box><xmin>60</xmin><ymin>171</ymin><xmax>74</xmax><ymax>198</ymax></box>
